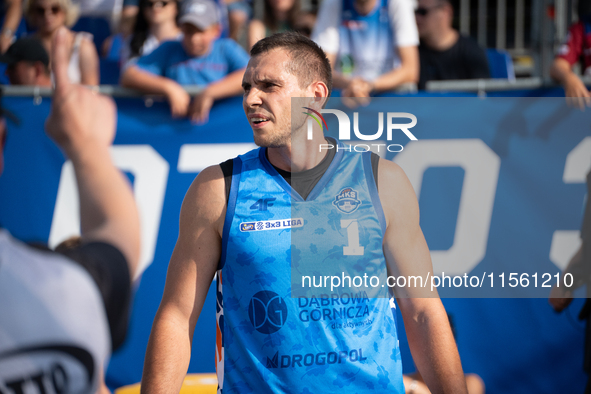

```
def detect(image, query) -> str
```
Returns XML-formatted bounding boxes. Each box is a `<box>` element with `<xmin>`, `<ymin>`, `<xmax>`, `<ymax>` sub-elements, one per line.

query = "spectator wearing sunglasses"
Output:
<box><xmin>121</xmin><ymin>0</ymin><xmax>248</xmax><ymax>123</ymax></box>
<box><xmin>24</xmin><ymin>0</ymin><xmax>99</xmax><ymax>85</ymax></box>
<box><xmin>415</xmin><ymin>0</ymin><xmax>489</xmax><ymax>90</ymax></box>
<box><xmin>312</xmin><ymin>0</ymin><xmax>418</xmax><ymax>98</ymax></box>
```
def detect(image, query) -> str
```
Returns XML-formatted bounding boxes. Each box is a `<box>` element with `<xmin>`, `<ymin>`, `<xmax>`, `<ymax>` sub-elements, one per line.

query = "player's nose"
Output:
<box><xmin>243</xmin><ymin>86</ymin><xmax>263</xmax><ymax>108</ymax></box>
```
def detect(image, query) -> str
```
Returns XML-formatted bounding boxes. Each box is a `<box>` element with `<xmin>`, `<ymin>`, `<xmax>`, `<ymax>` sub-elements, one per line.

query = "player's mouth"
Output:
<box><xmin>249</xmin><ymin>114</ymin><xmax>271</xmax><ymax>128</ymax></box>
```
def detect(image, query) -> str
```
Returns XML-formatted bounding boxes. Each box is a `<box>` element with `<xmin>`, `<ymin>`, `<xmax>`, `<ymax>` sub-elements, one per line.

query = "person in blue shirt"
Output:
<box><xmin>121</xmin><ymin>0</ymin><xmax>249</xmax><ymax>123</ymax></box>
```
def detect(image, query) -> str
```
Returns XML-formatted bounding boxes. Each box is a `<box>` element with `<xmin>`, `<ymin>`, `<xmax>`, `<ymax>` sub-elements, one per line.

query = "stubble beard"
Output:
<box><xmin>253</xmin><ymin>115</ymin><xmax>307</xmax><ymax>148</ymax></box>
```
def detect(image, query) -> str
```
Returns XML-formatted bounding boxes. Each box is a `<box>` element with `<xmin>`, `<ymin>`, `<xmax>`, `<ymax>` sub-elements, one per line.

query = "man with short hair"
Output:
<box><xmin>415</xmin><ymin>0</ymin><xmax>489</xmax><ymax>90</ymax></box>
<box><xmin>0</xmin><ymin>37</ymin><xmax>52</xmax><ymax>86</ymax></box>
<box><xmin>121</xmin><ymin>0</ymin><xmax>249</xmax><ymax>123</ymax></box>
<box><xmin>141</xmin><ymin>32</ymin><xmax>467</xmax><ymax>393</ymax></box>
<box><xmin>311</xmin><ymin>0</ymin><xmax>419</xmax><ymax>97</ymax></box>
<box><xmin>0</xmin><ymin>27</ymin><xmax>140</xmax><ymax>391</ymax></box>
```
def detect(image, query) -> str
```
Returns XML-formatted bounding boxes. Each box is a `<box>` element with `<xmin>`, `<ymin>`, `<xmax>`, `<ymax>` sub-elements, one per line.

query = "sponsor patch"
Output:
<box><xmin>333</xmin><ymin>187</ymin><xmax>361</xmax><ymax>214</ymax></box>
<box><xmin>240</xmin><ymin>218</ymin><xmax>304</xmax><ymax>232</ymax></box>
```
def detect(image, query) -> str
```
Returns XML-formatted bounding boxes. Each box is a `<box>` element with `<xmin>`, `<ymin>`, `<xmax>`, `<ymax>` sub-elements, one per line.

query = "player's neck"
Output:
<box><xmin>267</xmin><ymin>131</ymin><xmax>328</xmax><ymax>173</ymax></box>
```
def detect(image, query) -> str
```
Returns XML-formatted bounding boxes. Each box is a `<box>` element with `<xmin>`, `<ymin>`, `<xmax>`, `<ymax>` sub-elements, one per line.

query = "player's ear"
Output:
<box><xmin>307</xmin><ymin>81</ymin><xmax>329</xmax><ymax>110</ymax></box>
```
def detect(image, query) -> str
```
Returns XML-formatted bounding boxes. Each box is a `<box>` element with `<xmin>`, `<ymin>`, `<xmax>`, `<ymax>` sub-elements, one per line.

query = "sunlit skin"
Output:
<box><xmin>415</xmin><ymin>0</ymin><xmax>448</xmax><ymax>41</ymax></box>
<box><xmin>241</xmin><ymin>48</ymin><xmax>329</xmax><ymax>172</ymax></box>
<box><xmin>269</xmin><ymin>0</ymin><xmax>295</xmax><ymax>15</ymax></box>
<box><xmin>242</xmin><ymin>49</ymin><xmax>310</xmax><ymax>148</ymax></box>
<box><xmin>30</xmin><ymin>0</ymin><xmax>65</xmax><ymax>35</ymax></box>
<box><xmin>6</xmin><ymin>62</ymin><xmax>36</xmax><ymax>85</ymax></box>
<box><xmin>144</xmin><ymin>0</ymin><xmax>177</xmax><ymax>24</ymax></box>
<box><xmin>181</xmin><ymin>22</ymin><xmax>220</xmax><ymax>57</ymax></box>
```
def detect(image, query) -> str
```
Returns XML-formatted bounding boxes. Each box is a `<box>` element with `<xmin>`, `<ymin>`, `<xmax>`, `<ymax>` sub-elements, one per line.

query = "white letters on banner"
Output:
<box><xmin>394</xmin><ymin>139</ymin><xmax>501</xmax><ymax>276</ymax></box>
<box><xmin>49</xmin><ymin>146</ymin><xmax>169</xmax><ymax>279</ymax></box>
<box><xmin>549</xmin><ymin>137</ymin><xmax>591</xmax><ymax>270</ymax></box>
<box><xmin>49</xmin><ymin>139</ymin><xmax>587</xmax><ymax>278</ymax></box>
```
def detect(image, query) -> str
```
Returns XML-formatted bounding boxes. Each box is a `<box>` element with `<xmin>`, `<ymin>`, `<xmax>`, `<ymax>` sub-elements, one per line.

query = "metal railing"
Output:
<box><xmin>0</xmin><ymin>85</ymin><xmax>204</xmax><ymax>98</ymax></box>
<box><xmin>2</xmin><ymin>77</ymin><xmax>590</xmax><ymax>98</ymax></box>
<box><xmin>427</xmin><ymin>75</ymin><xmax>591</xmax><ymax>93</ymax></box>
<box><xmin>455</xmin><ymin>0</ymin><xmax>581</xmax><ymax>79</ymax></box>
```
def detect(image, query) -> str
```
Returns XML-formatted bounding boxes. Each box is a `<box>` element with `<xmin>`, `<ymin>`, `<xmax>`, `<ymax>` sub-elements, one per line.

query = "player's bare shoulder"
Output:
<box><xmin>180</xmin><ymin>164</ymin><xmax>227</xmax><ymax>236</ymax></box>
<box><xmin>376</xmin><ymin>158</ymin><xmax>420</xmax><ymax>228</ymax></box>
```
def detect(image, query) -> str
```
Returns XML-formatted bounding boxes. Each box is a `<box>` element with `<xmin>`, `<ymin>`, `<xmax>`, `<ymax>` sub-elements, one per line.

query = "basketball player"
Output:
<box><xmin>142</xmin><ymin>32</ymin><xmax>467</xmax><ymax>393</ymax></box>
<box><xmin>0</xmin><ymin>27</ymin><xmax>140</xmax><ymax>392</ymax></box>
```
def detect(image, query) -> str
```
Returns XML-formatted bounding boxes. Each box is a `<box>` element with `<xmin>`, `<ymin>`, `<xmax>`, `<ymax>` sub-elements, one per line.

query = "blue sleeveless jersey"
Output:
<box><xmin>215</xmin><ymin>146</ymin><xmax>403</xmax><ymax>393</ymax></box>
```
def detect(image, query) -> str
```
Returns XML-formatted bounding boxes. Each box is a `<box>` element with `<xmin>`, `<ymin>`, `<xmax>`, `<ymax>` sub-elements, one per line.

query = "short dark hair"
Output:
<box><xmin>250</xmin><ymin>32</ymin><xmax>333</xmax><ymax>98</ymax></box>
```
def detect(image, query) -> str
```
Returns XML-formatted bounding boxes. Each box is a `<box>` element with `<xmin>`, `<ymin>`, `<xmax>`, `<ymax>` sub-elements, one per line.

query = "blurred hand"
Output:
<box><xmin>342</xmin><ymin>78</ymin><xmax>373</xmax><ymax>108</ymax></box>
<box><xmin>351</xmin><ymin>78</ymin><xmax>373</xmax><ymax>97</ymax></box>
<box><xmin>45</xmin><ymin>27</ymin><xmax>116</xmax><ymax>158</ymax></box>
<box><xmin>164</xmin><ymin>80</ymin><xmax>191</xmax><ymax>118</ymax></box>
<box><xmin>564</xmin><ymin>74</ymin><xmax>591</xmax><ymax>111</ymax></box>
<box><xmin>188</xmin><ymin>90</ymin><xmax>214</xmax><ymax>125</ymax></box>
<box><xmin>0</xmin><ymin>34</ymin><xmax>12</xmax><ymax>54</ymax></box>
<box><xmin>549</xmin><ymin>284</ymin><xmax>573</xmax><ymax>313</ymax></box>
<box><xmin>343</xmin><ymin>77</ymin><xmax>373</xmax><ymax>97</ymax></box>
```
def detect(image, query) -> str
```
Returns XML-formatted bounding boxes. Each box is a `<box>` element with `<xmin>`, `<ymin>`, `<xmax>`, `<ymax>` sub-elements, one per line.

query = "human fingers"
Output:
<box><xmin>549</xmin><ymin>296</ymin><xmax>573</xmax><ymax>312</ymax></box>
<box><xmin>51</xmin><ymin>27</ymin><xmax>72</xmax><ymax>93</ymax></box>
<box><xmin>200</xmin><ymin>97</ymin><xmax>213</xmax><ymax>123</ymax></box>
<box><xmin>170</xmin><ymin>93</ymin><xmax>189</xmax><ymax>118</ymax></box>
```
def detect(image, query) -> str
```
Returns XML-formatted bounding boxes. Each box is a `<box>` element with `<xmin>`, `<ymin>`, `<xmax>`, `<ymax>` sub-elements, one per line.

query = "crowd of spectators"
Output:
<box><xmin>120</xmin><ymin>0</ymin><xmax>248</xmax><ymax>121</ymax></box>
<box><xmin>1</xmin><ymin>0</ymin><xmax>590</xmax><ymax>117</ymax></box>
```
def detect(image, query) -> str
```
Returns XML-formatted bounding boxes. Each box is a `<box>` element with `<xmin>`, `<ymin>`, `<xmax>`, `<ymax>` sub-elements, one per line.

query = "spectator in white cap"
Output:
<box><xmin>121</xmin><ymin>0</ymin><xmax>249</xmax><ymax>123</ymax></box>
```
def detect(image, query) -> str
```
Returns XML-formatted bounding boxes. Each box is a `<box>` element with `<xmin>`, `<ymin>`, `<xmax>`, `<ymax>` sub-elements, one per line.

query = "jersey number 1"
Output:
<box><xmin>341</xmin><ymin>219</ymin><xmax>364</xmax><ymax>256</ymax></box>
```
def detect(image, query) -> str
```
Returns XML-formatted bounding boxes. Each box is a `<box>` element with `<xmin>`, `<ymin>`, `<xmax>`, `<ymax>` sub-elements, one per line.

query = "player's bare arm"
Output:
<box><xmin>378</xmin><ymin>158</ymin><xmax>468</xmax><ymax>394</ymax></box>
<box><xmin>46</xmin><ymin>27</ymin><xmax>140</xmax><ymax>275</ymax></box>
<box><xmin>141</xmin><ymin>164</ymin><xmax>226</xmax><ymax>394</ymax></box>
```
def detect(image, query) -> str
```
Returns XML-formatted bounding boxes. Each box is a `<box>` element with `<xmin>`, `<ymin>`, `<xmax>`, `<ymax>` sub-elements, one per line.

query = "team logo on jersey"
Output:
<box><xmin>240</xmin><ymin>218</ymin><xmax>304</xmax><ymax>232</ymax></box>
<box><xmin>249</xmin><ymin>291</ymin><xmax>288</xmax><ymax>334</ymax></box>
<box><xmin>240</xmin><ymin>223</ymin><xmax>255</xmax><ymax>231</ymax></box>
<box><xmin>333</xmin><ymin>188</ymin><xmax>361</xmax><ymax>214</ymax></box>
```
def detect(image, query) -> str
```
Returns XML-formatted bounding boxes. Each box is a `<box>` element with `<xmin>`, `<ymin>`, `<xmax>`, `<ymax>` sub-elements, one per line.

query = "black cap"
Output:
<box><xmin>0</xmin><ymin>37</ymin><xmax>49</xmax><ymax>68</ymax></box>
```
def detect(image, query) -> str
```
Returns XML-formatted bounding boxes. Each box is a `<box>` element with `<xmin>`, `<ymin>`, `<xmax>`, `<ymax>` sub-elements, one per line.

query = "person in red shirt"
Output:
<box><xmin>551</xmin><ymin>0</ymin><xmax>591</xmax><ymax>109</ymax></box>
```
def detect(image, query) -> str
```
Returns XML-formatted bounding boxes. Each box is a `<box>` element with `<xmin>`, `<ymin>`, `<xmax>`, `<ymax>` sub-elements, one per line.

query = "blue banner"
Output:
<box><xmin>0</xmin><ymin>93</ymin><xmax>588</xmax><ymax>393</ymax></box>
